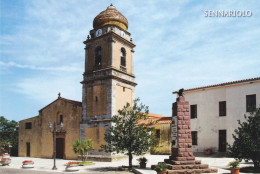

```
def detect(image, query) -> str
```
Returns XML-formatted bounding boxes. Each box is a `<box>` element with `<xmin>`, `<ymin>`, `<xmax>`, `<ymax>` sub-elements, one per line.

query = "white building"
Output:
<box><xmin>174</xmin><ymin>77</ymin><xmax>260</xmax><ymax>153</ymax></box>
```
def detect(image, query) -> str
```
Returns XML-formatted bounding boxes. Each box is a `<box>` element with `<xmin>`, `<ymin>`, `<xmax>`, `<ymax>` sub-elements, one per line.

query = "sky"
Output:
<box><xmin>1</xmin><ymin>0</ymin><xmax>260</xmax><ymax>122</ymax></box>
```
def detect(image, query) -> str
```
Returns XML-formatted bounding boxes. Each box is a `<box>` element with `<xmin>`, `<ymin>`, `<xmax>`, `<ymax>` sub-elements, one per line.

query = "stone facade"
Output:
<box><xmin>18</xmin><ymin>97</ymin><xmax>82</xmax><ymax>159</ymax></box>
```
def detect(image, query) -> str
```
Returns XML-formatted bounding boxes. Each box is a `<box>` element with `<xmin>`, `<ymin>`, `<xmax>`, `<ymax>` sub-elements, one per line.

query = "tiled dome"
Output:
<box><xmin>93</xmin><ymin>4</ymin><xmax>128</xmax><ymax>31</ymax></box>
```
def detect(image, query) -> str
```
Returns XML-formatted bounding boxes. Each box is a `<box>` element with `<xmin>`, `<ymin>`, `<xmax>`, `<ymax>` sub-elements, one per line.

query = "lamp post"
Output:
<box><xmin>48</xmin><ymin>121</ymin><xmax>64</xmax><ymax>170</ymax></box>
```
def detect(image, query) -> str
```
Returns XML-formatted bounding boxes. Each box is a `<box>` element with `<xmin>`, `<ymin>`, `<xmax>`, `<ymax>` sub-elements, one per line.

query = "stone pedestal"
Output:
<box><xmin>159</xmin><ymin>96</ymin><xmax>218</xmax><ymax>174</ymax></box>
<box><xmin>171</xmin><ymin>96</ymin><xmax>194</xmax><ymax>161</ymax></box>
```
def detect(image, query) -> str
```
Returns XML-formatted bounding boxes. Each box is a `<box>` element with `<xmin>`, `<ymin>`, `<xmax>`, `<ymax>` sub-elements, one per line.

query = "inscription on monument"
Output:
<box><xmin>171</xmin><ymin>116</ymin><xmax>178</xmax><ymax>148</ymax></box>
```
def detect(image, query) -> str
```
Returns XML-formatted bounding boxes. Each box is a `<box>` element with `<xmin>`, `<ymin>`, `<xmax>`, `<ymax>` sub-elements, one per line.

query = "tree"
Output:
<box><xmin>0</xmin><ymin>116</ymin><xmax>18</xmax><ymax>156</ymax></box>
<box><xmin>73</xmin><ymin>139</ymin><xmax>93</xmax><ymax>161</ymax></box>
<box><xmin>102</xmin><ymin>98</ymin><xmax>156</xmax><ymax>168</ymax></box>
<box><xmin>227</xmin><ymin>107</ymin><xmax>260</xmax><ymax>171</ymax></box>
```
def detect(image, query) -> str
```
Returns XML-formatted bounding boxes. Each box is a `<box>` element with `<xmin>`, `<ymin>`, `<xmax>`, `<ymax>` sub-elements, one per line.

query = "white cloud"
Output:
<box><xmin>0</xmin><ymin>61</ymin><xmax>82</xmax><ymax>72</ymax></box>
<box><xmin>12</xmin><ymin>72</ymin><xmax>82</xmax><ymax>105</ymax></box>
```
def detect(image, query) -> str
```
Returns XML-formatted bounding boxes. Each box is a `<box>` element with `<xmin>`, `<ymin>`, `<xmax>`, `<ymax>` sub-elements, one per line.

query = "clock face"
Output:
<box><xmin>95</xmin><ymin>29</ymin><xmax>102</xmax><ymax>37</ymax></box>
<box><xmin>120</xmin><ymin>30</ymin><xmax>126</xmax><ymax>38</ymax></box>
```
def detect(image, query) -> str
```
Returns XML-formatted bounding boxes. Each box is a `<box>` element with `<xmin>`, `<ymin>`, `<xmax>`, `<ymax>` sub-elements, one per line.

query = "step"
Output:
<box><xmin>164</xmin><ymin>159</ymin><xmax>201</xmax><ymax>165</ymax></box>
<box><xmin>169</xmin><ymin>156</ymin><xmax>196</xmax><ymax>161</ymax></box>
<box><xmin>167</xmin><ymin>164</ymin><xmax>208</xmax><ymax>170</ymax></box>
<box><xmin>167</xmin><ymin>168</ymin><xmax>218</xmax><ymax>174</ymax></box>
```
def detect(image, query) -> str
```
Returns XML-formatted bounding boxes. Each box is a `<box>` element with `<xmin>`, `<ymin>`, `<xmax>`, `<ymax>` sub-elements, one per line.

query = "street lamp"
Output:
<box><xmin>48</xmin><ymin>121</ymin><xmax>64</xmax><ymax>170</ymax></box>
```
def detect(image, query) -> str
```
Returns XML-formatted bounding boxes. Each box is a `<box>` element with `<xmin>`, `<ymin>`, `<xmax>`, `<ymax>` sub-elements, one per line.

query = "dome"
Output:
<box><xmin>93</xmin><ymin>4</ymin><xmax>128</xmax><ymax>31</ymax></box>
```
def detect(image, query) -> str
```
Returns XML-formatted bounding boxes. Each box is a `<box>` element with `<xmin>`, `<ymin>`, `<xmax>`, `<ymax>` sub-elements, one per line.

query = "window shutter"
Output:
<box><xmin>252</xmin><ymin>95</ymin><xmax>256</xmax><ymax>110</ymax></box>
<box><xmin>223</xmin><ymin>101</ymin><xmax>226</xmax><ymax>116</ymax></box>
<box><xmin>219</xmin><ymin>102</ymin><xmax>222</xmax><ymax>116</ymax></box>
<box><xmin>194</xmin><ymin>105</ymin><xmax>197</xmax><ymax>118</ymax></box>
<box><xmin>246</xmin><ymin>94</ymin><xmax>256</xmax><ymax>112</ymax></box>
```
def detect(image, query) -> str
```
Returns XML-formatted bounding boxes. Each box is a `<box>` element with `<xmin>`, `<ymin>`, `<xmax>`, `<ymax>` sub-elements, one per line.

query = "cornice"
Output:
<box><xmin>83</xmin><ymin>31</ymin><xmax>135</xmax><ymax>48</ymax></box>
<box><xmin>81</xmin><ymin>68</ymin><xmax>137</xmax><ymax>86</ymax></box>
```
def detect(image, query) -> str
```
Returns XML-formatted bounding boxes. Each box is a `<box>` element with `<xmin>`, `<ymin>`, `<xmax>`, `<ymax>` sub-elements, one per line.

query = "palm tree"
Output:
<box><xmin>73</xmin><ymin>139</ymin><xmax>93</xmax><ymax>161</ymax></box>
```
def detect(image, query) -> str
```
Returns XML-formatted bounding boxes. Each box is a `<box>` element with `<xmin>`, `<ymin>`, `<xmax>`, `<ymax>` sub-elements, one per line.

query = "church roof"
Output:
<box><xmin>93</xmin><ymin>4</ymin><xmax>128</xmax><ymax>31</ymax></box>
<box><xmin>139</xmin><ymin>113</ymin><xmax>171</xmax><ymax>124</ymax></box>
<box><xmin>173</xmin><ymin>77</ymin><xmax>260</xmax><ymax>94</ymax></box>
<box><xmin>157</xmin><ymin>117</ymin><xmax>172</xmax><ymax>124</ymax></box>
<box><xmin>39</xmin><ymin>97</ymin><xmax>82</xmax><ymax>112</ymax></box>
<box><xmin>147</xmin><ymin>113</ymin><xmax>165</xmax><ymax>118</ymax></box>
<box><xmin>19</xmin><ymin>115</ymin><xmax>39</xmax><ymax>122</ymax></box>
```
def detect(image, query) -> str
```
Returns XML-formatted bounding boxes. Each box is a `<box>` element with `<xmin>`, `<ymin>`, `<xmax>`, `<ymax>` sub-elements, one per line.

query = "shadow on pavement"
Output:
<box><xmin>194</xmin><ymin>152</ymin><xmax>228</xmax><ymax>158</ymax></box>
<box><xmin>86</xmin><ymin>166</ymin><xmax>129</xmax><ymax>172</ymax></box>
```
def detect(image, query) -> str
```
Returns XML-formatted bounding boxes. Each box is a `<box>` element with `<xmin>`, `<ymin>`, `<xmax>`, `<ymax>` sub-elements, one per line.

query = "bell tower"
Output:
<box><xmin>80</xmin><ymin>4</ymin><xmax>136</xmax><ymax>161</ymax></box>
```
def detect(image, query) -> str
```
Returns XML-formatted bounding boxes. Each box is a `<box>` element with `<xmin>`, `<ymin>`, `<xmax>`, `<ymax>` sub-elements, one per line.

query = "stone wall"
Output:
<box><xmin>18</xmin><ymin>116</ymin><xmax>40</xmax><ymax>157</ymax></box>
<box><xmin>86</xmin><ymin>84</ymin><xmax>107</xmax><ymax>116</ymax></box>
<box><xmin>151</xmin><ymin>123</ymin><xmax>171</xmax><ymax>155</ymax></box>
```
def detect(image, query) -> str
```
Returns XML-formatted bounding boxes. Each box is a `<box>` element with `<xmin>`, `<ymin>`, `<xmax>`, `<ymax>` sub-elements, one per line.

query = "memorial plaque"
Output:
<box><xmin>171</xmin><ymin>116</ymin><xmax>178</xmax><ymax>148</ymax></box>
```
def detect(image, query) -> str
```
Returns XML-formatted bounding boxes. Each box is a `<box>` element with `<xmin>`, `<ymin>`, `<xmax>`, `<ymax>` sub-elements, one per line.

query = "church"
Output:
<box><xmin>18</xmin><ymin>4</ymin><xmax>171</xmax><ymax>161</ymax></box>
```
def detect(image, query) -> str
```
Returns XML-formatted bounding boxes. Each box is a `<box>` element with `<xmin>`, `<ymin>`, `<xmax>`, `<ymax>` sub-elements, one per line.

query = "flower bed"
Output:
<box><xmin>23</xmin><ymin>160</ymin><xmax>34</xmax><ymax>164</ymax></box>
<box><xmin>66</xmin><ymin>161</ymin><xmax>79</xmax><ymax>167</ymax></box>
<box><xmin>204</xmin><ymin>148</ymin><xmax>212</xmax><ymax>155</ymax></box>
<box><xmin>1</xmin><ymin>153</ymin><xmax>10</xmax><ymax>158</ymax></box>
<box><xmin>66</xmin><ymin>161</ymin><xmax>80</xmax><ymax>172</ymax></box>
<box><xmin>22</xmin><ymin>160</ymin><xmax>34</xmax><ymax>168</ymax></box>
<box><xmin>1</xmin><ymin>158</ymin><xmax>11</xmax><ymax>166</ymax></box>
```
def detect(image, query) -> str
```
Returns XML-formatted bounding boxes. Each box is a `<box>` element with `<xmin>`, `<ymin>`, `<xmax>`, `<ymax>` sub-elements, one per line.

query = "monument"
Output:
<box><xmin>159</xmin><ymin>89</ymin><xmax>218</xmax><ymax>173</ymax></box>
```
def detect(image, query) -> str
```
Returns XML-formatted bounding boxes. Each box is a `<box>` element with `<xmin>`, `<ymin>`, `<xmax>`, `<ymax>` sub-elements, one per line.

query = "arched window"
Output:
<box><xmin>56</xmin><ymin>112</ymin><xmax>63</xmax><ymax>125</ymax></box>
<box><xmin>60</xmin><ymin>115</ymin><xmax>63</xmax><ymax>124</ymax></box>
<box><xmin>95</xmin><ymin>47</ymin><xmax>102</xmax><ymax>66</ymax></box>
<box><xmin>120</xmin><ymin>48</ymin><xmax>126</xmax><ymax>67</ymax></box>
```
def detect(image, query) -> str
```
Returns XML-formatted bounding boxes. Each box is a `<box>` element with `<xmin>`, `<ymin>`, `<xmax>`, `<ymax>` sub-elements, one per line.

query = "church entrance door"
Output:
<box><xmin>56</xmin><ymin>138</ymin><xmax>64</xmax><ymax>159</ymax></box>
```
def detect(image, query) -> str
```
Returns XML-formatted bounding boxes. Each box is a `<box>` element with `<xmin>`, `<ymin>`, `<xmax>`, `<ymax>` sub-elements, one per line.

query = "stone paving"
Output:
<box><xmin>0</xmin><ymin>155</ymin><xmax>257</xmax><ymax>174</ymax></box>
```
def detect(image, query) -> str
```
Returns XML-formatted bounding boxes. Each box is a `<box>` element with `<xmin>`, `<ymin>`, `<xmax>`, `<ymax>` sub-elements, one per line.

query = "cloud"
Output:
<box><xmin>0</xmin><ymin>61</ymin><xmax>82</xmax><ymax>72</ymax></box>
<box><xmin>12</xmin><ymin>72</ymin><xmax>82</xmax><ymax>105</ymax></box>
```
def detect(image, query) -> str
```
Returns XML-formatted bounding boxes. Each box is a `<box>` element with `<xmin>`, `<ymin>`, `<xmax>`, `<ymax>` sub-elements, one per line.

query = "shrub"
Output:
<box><xmin>228</xmin><ymin>161</ymin><xmax>240</xmax><ymax>168</ymax></box>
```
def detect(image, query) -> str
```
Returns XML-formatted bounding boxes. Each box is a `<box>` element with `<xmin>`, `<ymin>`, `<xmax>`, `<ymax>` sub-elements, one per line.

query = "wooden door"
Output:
<box><xmin>219</xmin><ymin>130</ymin><xmax>227</xmax><ymax>152</ymax></box>
<box><xmin>56</xmin><ymin>138</ymin><xmax>64</xmax><ymax>159</ymax></box>
<box><xmin>26</xmin><ymin>142</ymin><xmax>30</xmax><ymax>157</ymax></box>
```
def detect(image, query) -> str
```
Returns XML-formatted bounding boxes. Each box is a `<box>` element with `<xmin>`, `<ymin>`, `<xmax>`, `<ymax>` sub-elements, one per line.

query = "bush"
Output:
<box><xmin>72</xmin><ymin>139</ymin><xmax>93</xmax><ymax>162</ymax></box>
<box><xmin>137</xmin><ymin>157</ymin><xmax>148</xmax><ymax>163</ymax></box>
<box><xmin>227</xmin><ymin>107</ymin><xmax>260</xmax><ymax>170</ymax></box>
<box><xmin>228</xmin><ymin>161</ymin><xmax>240</xmax><ymax>168</ymax></box>
<box><xmin>155</xmin><ymin>162</ymin><xmax>168</xmax><ymax>172</ymax></box>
